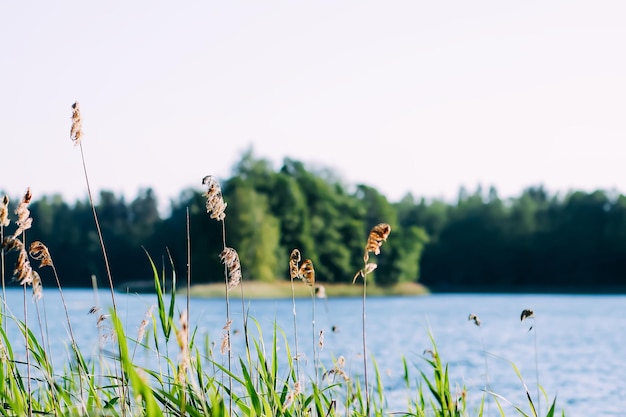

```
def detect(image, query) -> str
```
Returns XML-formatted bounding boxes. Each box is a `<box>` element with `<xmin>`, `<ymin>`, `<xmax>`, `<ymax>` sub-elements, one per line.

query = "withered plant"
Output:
<box><xmin>353</xmin><ymin>222</ymin><xmax>391</xmax><ymax>417</ymax></box>
<box><xmin>203</xmin><ymin>174</ymin><xmax>247</xmax><ymax>415</ymax></box>
<box><xmin>70</xmin><ymin>102</ymin><xmax>126</xmax><ymax>414</ymax></box>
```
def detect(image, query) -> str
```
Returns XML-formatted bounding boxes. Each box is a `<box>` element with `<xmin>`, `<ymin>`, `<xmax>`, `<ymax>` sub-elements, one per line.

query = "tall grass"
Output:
<box><xmin>0</xmin><ymin>103</ymin><xmax>564</xmax><ymax>417</ymax></box>
<box><xmin>0</xmin><ymin>222</ymin><xmax>565</xmax><ymax>417</ymax></box>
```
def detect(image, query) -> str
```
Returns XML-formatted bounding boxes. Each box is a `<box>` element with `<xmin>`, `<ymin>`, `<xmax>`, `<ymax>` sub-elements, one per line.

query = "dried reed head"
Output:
<box><xmin>176</xmin><ymin>310</ymin><xmax>189</xmax><ymax>351</ymax></box>
<box><xmin>3</xmin><ymin>235</ymin><xmax>30</xmax><ymax>285</ymax></box>
<box><xmin>468</xmin><ymin>313</ymin><xmax>481</xmax><ymax>327</ymax></box>
<box><xmin>298</xmin><ymin>259</ymin><xmax>315</xmax><ymax>286</ymax></box>
<box><xmin>29</xmin><ymin>241</ymin><xmax>53</xmax><ymax>267</ymax></box>
<box><xmin>289</xmin><ymin>248</ymin><xmax>301</xmax><ymax>280</ymax></box>
<box><xmin>31</xmin><ymin>271</ymin><xmax>42</xmax><ymax>301</ymax></box>
<box><xmin>96</xmin><ymin>314</ymin><xmax>109</xmax><ymax>327</ymax></box>
<box><xmin>70</xmin><ymin>102</ymin><xmax>83</xmax><ymax>146</ymax></box>
<box><xmin>219</xmin><ymin>334</ymin><xmax>229</xmax><ymax>355</ymax></box>
<box><xmin>0</xmin><ymin>195</ymin><xmax>9</xmax><ymax>228</ymax></box>
<box><xmin>282</xmin><ymin>380</ymin><xmax>302</xmax><ymax>411</ymax></box>
<box><xmin>137</xmin><ymin>305</ymin><xmax>154</xmax><ymax>344</ymax></box>
<box><xmin>322</xmin><ymin>355</ymin><xmax>349</xmax><ymax>382</ymax></box>
<box><xmin>520</xmin><ymin>309</ymin><xmax>535</xmax><ymax>322</ymax></box>
<box><xmin>14</xmin><ymin>246</ymin><xmax>34</xmax><ymax>286</ymax></box>
<box><xmin>220</xmin><ymin>319</ymin><xmax>232</xmax><ymax>355</ymax></box>
<box><xmin>13</xmin><ymin>188</ymin><xmax>33</xmax><ymax>238</ymax></box>
<box><xmin>363</xmin><ymin>223</ymin><xmax>391</xmax><ymax>263</ymax></box>
<box><xmin>176</xmin><ymin>310</ymin><xmax>190</xmax><ymax>382</ymax></box>
<box><xmin>220</xmin><ymin>247</ymin><xmax>242</xmax><ymax>290</ymax></box>
<box><xmin>90</xmin><ymin>308</ymin><xmax>113</xmax><ymax>345</ymax></box>
<box><xmin>2</xmin><ymin>236</ymin><xmax>22</xmax><ymax>252</ymax></box>
<box><xmin>202</xmin><ymin>175</ymin><xmax>227</xmax><ymax>221</ymax></box>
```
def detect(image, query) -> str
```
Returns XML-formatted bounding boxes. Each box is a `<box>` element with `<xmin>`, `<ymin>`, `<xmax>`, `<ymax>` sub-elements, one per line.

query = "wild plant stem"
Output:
<box><xmin>186</xmin><ymin>207</ymin><xmax>191</xmax><ymax>343</ymax></box>
<box><xmin>1</xmin><ymin>225</ymin><xmax>6</xmax><ymax>330</ymax></box>
<box><xmin>77</xmin><ymin>143</ymin><xmax>127</xmax><ymax>416</ymax></box>
<box><xmin>79</xmin><ymin>143</ymin><xmax>117</xmax><ymax>312</ymax></box>
<box><xmin>290</xmin><ymin>278</ymin><xmax>300</xmax><ymax>383</ymax></box>
<box><xmin>220</xmin><ymin>220</ymin><xmax>233</xmax><ymax>416</ymax></box>
<box><xmin>239</xmin><ymin>273</ymin><xmax>251</xmax><ymax>368</ymax></box>
<box><xmin>311</xmin><ymin>288</ymin><xmax>318</xmax><ymax>388</ymax></box>
<box><xmin>478</xmin><ymin>328</ymin><xmax>490</xmax><ymax>417</ymax></box>
<box><xmin>534</xmin><ymin>322</ymin><xmax>540</xmax><ymax>415</ymax></box>
<box><xmin>33</xmin><ymin>298</ymin><xmax>48</xmax><ymax>363</ymax></box>
<box><xmin>23</xmin><ymin>284</ymin><xmax>32</xmax><ymax>417</ymax></box>
<box><xmin>362</xmin><ymin>277</ymin><xmax>370</xmax><ymax>417</ymax></box>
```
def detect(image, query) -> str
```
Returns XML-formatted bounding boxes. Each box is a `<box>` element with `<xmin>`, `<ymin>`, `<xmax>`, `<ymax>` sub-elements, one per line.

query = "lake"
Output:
<box><xmin>1</xmin><ymin>288</ymin><xmax>624</xmax><ymax>416</ymax></box>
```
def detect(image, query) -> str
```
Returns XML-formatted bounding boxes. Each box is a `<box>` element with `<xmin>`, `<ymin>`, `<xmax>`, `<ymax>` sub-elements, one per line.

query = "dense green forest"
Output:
<box><xmin>3</xmin><ymin>150</ymin><xmax>626</xmax><ymax>292</ymax></box>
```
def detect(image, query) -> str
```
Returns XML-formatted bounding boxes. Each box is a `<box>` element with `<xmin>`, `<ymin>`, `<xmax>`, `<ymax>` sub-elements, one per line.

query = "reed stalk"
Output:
<box><xmin>0</xmin><ymin>195</ymin><xmax>9</xmax><ymax>329</ymax></box>
<box><xmin>70</xmin><ymin>102</ymin><xmax>117</xmax><ymax>311</ymax></box>
<box><xmin>311</xmin><ymin>283</ymin><xmax>318</xmax><ymax>388</ymax></box>
<box><xmin>70</xmin><ymin>102</ymin><xmax>126</xmax><ymax>415</ymax></box>
<box><xmin>521</xmin><ymin>308</ymin><xmax>540</xmax><ymax>415</ymax></box>
<box><xmin>469</xmin><ymin>313</ymin><xmax>490</xmax><ymax>416</ymax></box>
<box><xmin>353</xmin><ymin>223</ymin><xmax>391</xmax><ymax>417</ymax></box>
<box><xmin>203</xmin><ymin>174</ymin><xmax>243</xmax><ymax>416</ymax></box>
<box><xmin>288</xmin><ymin>249</ymin><xmax>302</xmax><ymax>382</ymax></box>
<box><xmin>22</xmin><ymin>284</ymin><xmax>32</xmax><ymax>417</ymax></box>
<box><xmin>186</xmin><ymin>207</ymin><xmax>191</xmax><ymax>344</ymax></box>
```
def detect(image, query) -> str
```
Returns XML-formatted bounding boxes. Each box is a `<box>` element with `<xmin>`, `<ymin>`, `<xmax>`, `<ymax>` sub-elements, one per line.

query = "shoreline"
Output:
<box><xmin>186</xmin><ymin>281</ymin><xmax>430</xmax><ymax>298</ymax></box>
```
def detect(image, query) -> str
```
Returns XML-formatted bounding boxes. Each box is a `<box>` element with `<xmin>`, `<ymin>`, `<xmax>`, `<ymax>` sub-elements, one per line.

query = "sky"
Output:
<box><xmin>2</xmin><ymin>1</ymin><xmax>626</xmax><ymax>210</ymax></box>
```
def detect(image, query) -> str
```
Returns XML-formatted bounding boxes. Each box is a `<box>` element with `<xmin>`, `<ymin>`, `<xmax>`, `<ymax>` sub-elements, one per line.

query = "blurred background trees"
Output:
<box><xmin>3</xmin><ymin>149</ymin><xmax>626</xmax><ymax>292</ymax></box>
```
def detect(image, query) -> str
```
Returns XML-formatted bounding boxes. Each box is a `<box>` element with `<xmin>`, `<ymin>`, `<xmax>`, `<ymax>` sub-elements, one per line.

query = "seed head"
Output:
<box><xmin>520</xmin><ymin>309</ymin><xmax>535</xmax><ymax>322</ymax></box>
<box><xmin>13</xmin><ymin>188</ymin><xmax>33</xmax><ymax>238</ymax></box>
<box><xmin>289</xmin><ymin>248</ymin><xmax>301</xmax><ymax>280</ymax></box>
<box><xmin>0</xmin><ymin>195</ymin><xmax>9</xmax><ymax>227</ymax></box>
<box><xmin>468</xmin><ymin>313</ymin><xmax>481</xmax><ymax>327</ymax></box>
<box><xmin>364</xmin><ymin>223</ymin><xmax>391</xmax><ymax>263</ymax></box>
<box><xmin>298</xmin><ymin>259</ymin><xmax>315</xmax><ymax>286</ymax></box>
<box><xmin>202</xmin><ymin>175</ymin><xmax>227</xmax><ymax>221</ymax></box>
<box><xmin>29</xmin><ymin>241</ymin><xmax>53</xmax><ymax>267</ymax></box>
<box><xmin>32</xmin><ymin>271</ymin><xmax>42</xmax><ymax>301</ymax></box>
<box><xmin>70</xmin><ymin>102</ymin><xmax>83</xmax><ymax>146</ymax></box>
<box><xmin>220</xmin><ymin>247</ymin><xmax>242</xmax><ymax>290</ymax></box>
<box><xmin>14</xmin><ymin>246</ymin><xmax>34</xmax><ymax>286</ymax></box>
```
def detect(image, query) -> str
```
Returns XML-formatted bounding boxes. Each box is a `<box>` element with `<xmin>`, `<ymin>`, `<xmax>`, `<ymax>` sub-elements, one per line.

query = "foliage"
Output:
<box><xmin>5</xmin><ymin>153</ymin><xmax>626</xmax><ymax>291</ymax></box>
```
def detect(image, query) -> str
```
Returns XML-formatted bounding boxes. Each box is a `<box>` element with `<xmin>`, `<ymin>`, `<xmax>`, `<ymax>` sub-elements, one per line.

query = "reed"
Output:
<box><xmin>70</xmin><ymin>102</ymin><xmax>117</xmax><ymax>314</ymax></box>
<box><xmin>203</xmin><ymin>174</ymin><xmax>248</xmax><ymax>415</ymax></box>
<box><xmin>288</xmin><ymin>249</ymin><xmax>303</xmax><ymax>386</ymax></box>
<box><xmin>0</xmin><ymin>104</ymin><xmax>566</xmax><ymax>417</ymax></box>
<box><xmin>352</xmin><ymin>222</ymin><xmax>391</xmax><ymax>416</ymax></box>
<box><xmin>0</xmin><ymin>195</ymin><xmax>9</xmax><ymax>329</ymax></box>
<box><xmin>468</xmin><ymin>312</ymin><xmax>490</xmax><ymax>416</ymax></box>
<box><xmin>521</xmin><ymin>308</ymin><xmax>540</xmax><ymax>415</ymax></box>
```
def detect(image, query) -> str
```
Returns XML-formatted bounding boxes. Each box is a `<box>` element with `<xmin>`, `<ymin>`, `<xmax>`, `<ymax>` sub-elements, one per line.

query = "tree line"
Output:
<box><xmin>3</xmin><ymin>149</ymin><xmax>626</xmax><ymax>292</ymax></box>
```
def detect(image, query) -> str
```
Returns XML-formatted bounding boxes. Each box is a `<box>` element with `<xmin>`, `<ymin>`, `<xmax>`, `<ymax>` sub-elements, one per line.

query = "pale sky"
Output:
<box><xmin>2</xmin><ymin>1</ymin><xmax>625</xmax><ymax>209</ymax></box>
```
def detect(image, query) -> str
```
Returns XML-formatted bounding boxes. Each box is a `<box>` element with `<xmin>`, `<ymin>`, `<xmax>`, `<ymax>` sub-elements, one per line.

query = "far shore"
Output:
<box><xmin>186</xmin><ymin>281</ymin><xmax>430</xmax><ymax>298</ymax></box>
<box><xmin>116</xmin><ymin>280</ymin><xmax>430</xmax><ymax>298</ymax></box>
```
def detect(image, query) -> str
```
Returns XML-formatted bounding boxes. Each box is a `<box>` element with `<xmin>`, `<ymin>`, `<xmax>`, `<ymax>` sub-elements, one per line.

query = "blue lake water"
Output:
<box><xmin>1</xmin><ymin>288</ymin><xmax>624</xmax><ymax>416</ymax></box>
